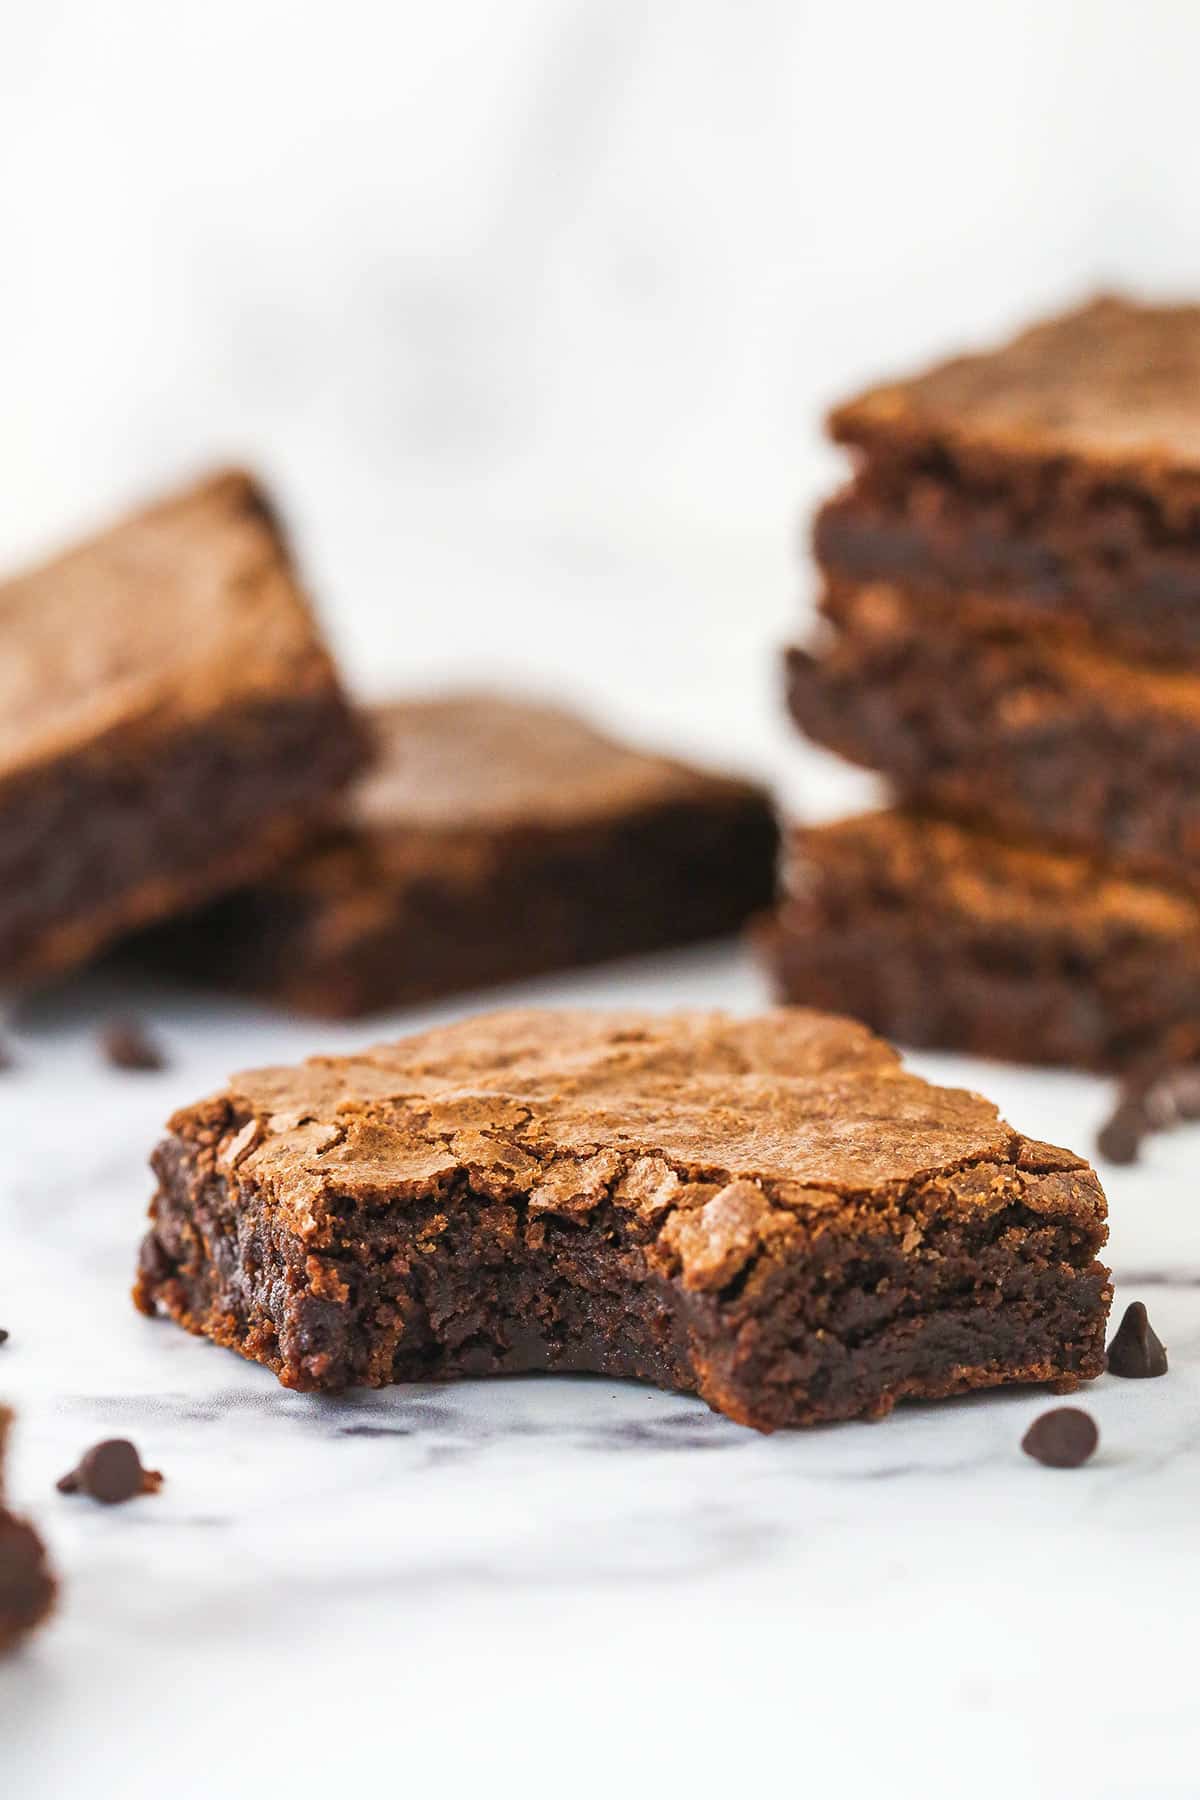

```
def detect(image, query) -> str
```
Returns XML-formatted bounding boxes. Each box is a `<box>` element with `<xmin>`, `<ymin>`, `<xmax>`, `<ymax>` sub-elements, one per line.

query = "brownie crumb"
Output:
<box><xmin>57</xmin><ymin>1439</ymin><xmax>163</xmax><ymax>1505</ymax></box>
<box><xmin>1106</xmin><ymin>1301</ymin><xmax>1168</xmax><ymax>1379</ymax></box>
<box><xmin>1021</xmin><ymin>1407</ymin><xmax>1099</xmax><ymax>1468</ymax></box>
<box><xmin>100</xmin><ymin>1019</ymin><xmax>166</xmax><ymax>1073</ymax></box>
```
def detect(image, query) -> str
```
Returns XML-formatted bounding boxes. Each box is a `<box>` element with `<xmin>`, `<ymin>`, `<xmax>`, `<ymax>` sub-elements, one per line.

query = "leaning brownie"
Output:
<box><xmin>139</xmin><ymin>695</ymin><xmax>778</xmax><ymax>1016</ymax></box>
<box><xmin>0</xmin><ymin>469</ymin><xmax>364</xmax><ymax>984</ymax></box>
<box><xmin>134</xmin><ymin>1007</ymin><xmax>1110</xmax><ymax>1431</ymax></box>
<box><xmin>761</xmin><ymin>810</ymin><xmax>1200</xmax><ymax>1070</ymax></box>
<box><xmin>787</xmin><ymin>577</ymin><xmax>1200</xmax><ymax>883</ymax></box>
<box><xmin>816</xmin><ymin>296</ymin><xmax>1200</xmax><ymax>663</ymax></box>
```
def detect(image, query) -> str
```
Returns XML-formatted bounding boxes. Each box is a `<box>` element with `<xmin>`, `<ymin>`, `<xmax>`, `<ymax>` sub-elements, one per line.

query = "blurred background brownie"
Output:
<box><xmin>769</xmin><ymin>297</ymin><xmax>1200</xmax><ymax>1081</ymax></box>
<box><xmin>816</xmin><ymin>295</ymin><xmax>1200</xmax><ymax>663</ymax></box>
<box><xmin>762</xmin><ymin>812</ymin><xmax>1200</xmax><ymax>1071</ymax></box>
<box><xmin>788</xmin><ymin>577</ymin><xmax>1200</xmax><ymax>883</ymax></box>
<box><xmin>0</xmin><ymin>469</ymin><xmax>364</xmax><ymax>986</ymax></box>
<box><xmin>141</xmin><ymin>693</ymin><xmax>778</xmax><ymax>1017</ymax></box>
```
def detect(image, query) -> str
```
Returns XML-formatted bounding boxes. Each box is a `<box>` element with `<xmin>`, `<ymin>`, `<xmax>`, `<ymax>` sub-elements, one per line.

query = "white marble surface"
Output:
<box><xmin>3</xmin><ymin>943</ymin><xmax>1199</xmax><ymax>1800</ymax></box>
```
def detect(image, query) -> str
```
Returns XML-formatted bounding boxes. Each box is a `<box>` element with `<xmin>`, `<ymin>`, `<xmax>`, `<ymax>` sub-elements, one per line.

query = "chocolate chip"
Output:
<box><xmin>100</xmin><ymin>1019</ymin><xmax>166</xmax><ymax>1072</ymax></box>
<box><xmin>0</xmin><ymin>1330</ymin><xmax>8</xmax><ymax>1347</ymax></box>
<box><xmin>1021</xmin><ymin>1407</ymin><xmax>1099</xmax><ymax>1468</ymax></box>
<box><xmin>1096</xmin><ymin>1099</ymin><xmax>1145</xmax><ymax>1165</ymax></box>
<box><xmin>57</xmin><ymin>1439</ymin><xmax>163</xmax><ymax>1505</ymax></box>
<box><xmin>1106</xmin><ymin>1300</ymin><xmax>1168</xmax><ymax>1378</ymax></box>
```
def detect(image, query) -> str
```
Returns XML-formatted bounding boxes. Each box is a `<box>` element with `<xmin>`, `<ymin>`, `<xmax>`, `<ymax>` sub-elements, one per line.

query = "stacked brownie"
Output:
<box><xmin>764</xmin><ymin>297</ymin><xmax>1200</xmax><ymax>1070</ymax></box>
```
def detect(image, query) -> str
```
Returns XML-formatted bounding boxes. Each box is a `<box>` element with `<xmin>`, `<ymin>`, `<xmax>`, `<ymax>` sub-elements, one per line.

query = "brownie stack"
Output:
<box><xmin>763</xmin><ymin>297</ymin><xmax>1200</xmax><ymax>1071</ymax></box>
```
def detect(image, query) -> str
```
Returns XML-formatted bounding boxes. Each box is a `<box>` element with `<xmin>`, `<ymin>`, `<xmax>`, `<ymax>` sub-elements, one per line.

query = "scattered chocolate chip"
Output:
<box><xmin>100</xmin><ymin>1019</ymin><xmax>166</xmax><ymax>1073</ymax></box>
<box><xmin>1106</xmin><ymin>1300</ymin><xmax>1168</xmax><ymax>1379</ymax></box>
<box><xmin>1021</xmin><ymin>1407</ymin><xmax>1099</xmax><ymax>1469</ymax></box>
<box><xmin>56</xmin><ymin>1439</ymin><xmax>163</xmax><ymax>1505</ymax></box>
<box><xmin>0</xmin><ymin>1330</ymin><xmax>8</xmax><ymax>1347</ymax></box>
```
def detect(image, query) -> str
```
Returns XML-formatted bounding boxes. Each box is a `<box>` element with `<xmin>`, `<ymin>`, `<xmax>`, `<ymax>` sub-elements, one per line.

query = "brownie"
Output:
<box><xmin>133</xmin><ymin>1007</ymin><xmax>1111</xmax><ymax>1431</ymax></box>
<box><xmin>0</xmin><ymin>1408</ymin><xmax>55</xmax><ymax>1654</ymax></box>
<box><xmin>0</xmin><ymin>468</ymin><xmax>365</xmax><ymax>984</ymax></box>
<box><xmin>760</xmin><ymin>810</ymin><xmax>1200</xmax><ymax>1070</ymax></box>
<box><xmin>816</xmin><ymin>296</ymin><xmax>1200</xmax><ymax>663</ymax></box>
<box><xmin>786</xmin><ymin>577</ymin><xmax>1200</xmax><ymax>882</ymax></box>
<box><xmin>137</xmin><ymin>695</ymin><xmax>778</xmax><ymax>1017</ymax></box>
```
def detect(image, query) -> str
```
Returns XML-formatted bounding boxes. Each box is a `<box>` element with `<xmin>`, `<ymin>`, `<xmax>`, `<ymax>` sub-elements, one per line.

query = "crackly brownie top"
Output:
<box><xmin>787</xmin><ymin>811</ymin><xmax>1200</xmax><ymax>942</ymax></box>
<box><xmin>0</xmin><ymin>469</ymin><xmax>342</xmax><ymax>777</ymax></box>
<box><xmin>173</xmin><ymin>1009</ymin><xmax>1104</xmax><ymax>1260</ymax></box>
<box><xmin>347</xmin><ymin>696</ymin><xmax>763</xmax><ymax>834</ymax></box>
<box><xmin>830</xmin><ymin>295</ymin><xmax>1200</xmax><ymax>483</ymax></box>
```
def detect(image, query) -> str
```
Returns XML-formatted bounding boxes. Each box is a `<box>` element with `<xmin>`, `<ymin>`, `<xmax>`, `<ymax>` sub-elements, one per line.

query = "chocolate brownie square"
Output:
<box><xmin>815</xmin><ymin>296</ymin><xmax>1200</xmax><ymax>662</ymax></box>
<box><xmin>786</xmin><ymin>577</ymin><xmax>1200</xmax><ymax>883</ymax></box>
<box><xmin>134</xmin><ymin>1007</ymin><xmax>1110</xmax><ymax>1430</ymax></box>
<box><xmin>761</xmin><ymin>810</ymin><xmax>1200</xmax><ymax>1071</ymax></box>
<box><xmin>0</xmin><ymin>469</ymin><xmax>364</xmax><ymax>983</ymax></box>
<box><xmin>138</xmin><ymin>695</ymin><xmax>778</xmax><ymax>1016</ymax></box>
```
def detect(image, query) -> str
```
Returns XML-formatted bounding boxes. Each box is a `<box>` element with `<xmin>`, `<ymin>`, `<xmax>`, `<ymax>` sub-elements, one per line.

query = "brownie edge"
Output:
<box><xmin>0</xmin><ymin>468</ymin><xmax>368</xmax><ymax>983</ymax></box>
<box><xmin>133</xmin><ymin>695</ymin><xmax>779</xmax><ymax>1017</ymax></box>
<box><xmin>0</xmin><ymin>1409</ymin><xmax>56</xmax><ymax>1654</ymax></box>
<box><xmin>134</xmin><ymin>1008</ymin><xmax>1110</xmax><ymax>1430</ymax></box>
<box><xmin>761</xmin><ymin>811</ymin><xmax>1200</xmax><ymax>1071</ymax></box>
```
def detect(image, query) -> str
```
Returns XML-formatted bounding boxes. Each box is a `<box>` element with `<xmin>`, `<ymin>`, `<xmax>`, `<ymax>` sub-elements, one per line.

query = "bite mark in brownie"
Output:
<box><xmin>0</xmin><ymin>468</ymin><xmax>365</xmax><ymax>984</ymax></box>
<box><xmin>761</xmin><ymin>811</ymin><xmax>1200</xmax><ymax>1071</ymax></box>
<box><xmin>133</xmin><ymin>1008</ymin><xmax>1110</xmax><ymax>1431</ymax></box>
<box><xmin>135</xmin><ymin>696</ymin><xmax>778</xmax><ymax>1017</ymax></box>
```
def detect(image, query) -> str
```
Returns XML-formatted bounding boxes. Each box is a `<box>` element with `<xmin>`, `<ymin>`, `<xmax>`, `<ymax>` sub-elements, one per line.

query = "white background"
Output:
<box><xmin>5</xmin><ymin>0</ymin><xmax>1200</xmax><ymax>785</ymax></box>
<box><xmin>4</xmin><ymin>4</ymin><xmax>1200</xmax><ymax>1796</ymax></box>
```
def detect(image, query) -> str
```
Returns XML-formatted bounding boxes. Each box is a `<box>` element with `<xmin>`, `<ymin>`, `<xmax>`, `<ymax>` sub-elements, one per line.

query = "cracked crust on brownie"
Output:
<box><xmin>134</xmin><ymin>1008</ymin><xmax>1110</xmax><ymax>1430</ymax></box>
